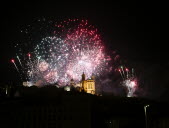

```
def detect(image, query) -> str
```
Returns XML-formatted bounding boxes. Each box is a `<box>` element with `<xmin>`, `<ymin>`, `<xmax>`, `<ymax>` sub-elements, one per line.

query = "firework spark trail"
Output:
<box><xmin>120</xmin><ymin>66</ymin><xmax>125</xmax><ymax>78</ymax></box>
<box><xmin>132</xmin><ymin>68</ymin><xmax>134</xmax><ymax>77</ymax></box>
<box><xmin>17</xmin><ymin>55</ymin><xmax>23</xmax><ymax>67</ymax></box>
<box><xmin>118</xmin><ymin>69</ymin><xmax>124</xmax><ymax>80</ymax></box>
<box><xmin>11</xmin><ymin>59</ymin><xmax>19</xmax><ymax>72</ymax></box>
<box><xmin>125</xmin><ymin>68</ymin><xmax>129</xmax><ymax>79</ymax></box>
<box><xmin>27</xmin><ymin>53</ymin><xmax>36</xmax><ymax>79</ymax></box>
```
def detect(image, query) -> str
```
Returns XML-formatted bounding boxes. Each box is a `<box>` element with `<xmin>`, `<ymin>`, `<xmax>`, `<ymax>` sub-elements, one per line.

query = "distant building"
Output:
<box><xmin>64</xmin><ymin>85</ymin><xmax>71</xmax><ymax>91</ymax></box>
<box><xmin>22</xmin><ymin>73</ymin><xmax>96</xmax><ymax>95</ymax></box>
<box><xmin>67</xmin><ymin>72</ymin><xmax>96</xmax><ymax>95</ymax></box>
<box><xmin>23</xmin><ymin>81</ymin><xmax>34</xmax><ymax>87</ymax></box>
<box><xmin>77</xmin><ymin>72</ymin><xmax>95</xmax><ymax>95</ymax></box>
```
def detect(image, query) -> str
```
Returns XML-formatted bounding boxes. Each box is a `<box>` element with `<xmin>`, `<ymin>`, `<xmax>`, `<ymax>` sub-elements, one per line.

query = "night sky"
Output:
<box><xmin>1</xmin><ymin>2</ymin><xmax>169</xmax><ymax>101</ymax></box>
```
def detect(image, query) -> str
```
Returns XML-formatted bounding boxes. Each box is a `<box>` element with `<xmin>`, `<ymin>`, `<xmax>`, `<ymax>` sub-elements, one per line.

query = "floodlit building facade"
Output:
<box><xmin>73</xmin><ymin>72</ymin><xmax>95</xmax><ymax>95</ymax></box>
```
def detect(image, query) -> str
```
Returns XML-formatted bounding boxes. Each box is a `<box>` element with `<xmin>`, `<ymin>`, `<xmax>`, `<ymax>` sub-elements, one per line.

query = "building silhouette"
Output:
<box><xmin>0</xmin><ymin>85</ymin><xmax>169</xmax><ymax>128</ymax></box>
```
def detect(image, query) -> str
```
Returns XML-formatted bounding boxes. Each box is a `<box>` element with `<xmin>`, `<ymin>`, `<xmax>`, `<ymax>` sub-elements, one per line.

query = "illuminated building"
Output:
<box><xmin>23</xmin><ymin>81</ymin><xmax>33</xmax><ymax>87</ymax></box>
<box><xmin>79</xmin><ymin>72</ymin><xmax>95</xmax><ymax>95</ymax></box>
<box><xmin>70</xmin><ymin>72</ymin><xmax>96</xmax><ymax>94</ymax></box>
<box><xmin>64</xmin><ymin>85</ymin><xmax>71</xmax><ymax>91</ymax></box>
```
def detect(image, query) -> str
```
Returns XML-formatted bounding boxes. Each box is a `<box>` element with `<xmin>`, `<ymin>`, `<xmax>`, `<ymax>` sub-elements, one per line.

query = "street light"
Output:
<box><xmin>144</xmin><ymin>105</ymin><xmax>150</xmax><ymax>128</ymax></box>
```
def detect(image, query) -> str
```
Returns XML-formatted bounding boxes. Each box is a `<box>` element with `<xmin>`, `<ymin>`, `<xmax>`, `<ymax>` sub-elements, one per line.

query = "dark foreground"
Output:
<box><xmin>0</xmin><ymin>86</ymin><xmax>169</xmax><ymax>128</ymax></box>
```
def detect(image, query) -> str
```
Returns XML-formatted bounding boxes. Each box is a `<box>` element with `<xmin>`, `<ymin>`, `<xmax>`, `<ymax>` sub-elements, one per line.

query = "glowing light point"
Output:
<box><xmin>28</xmin><ymin>53</ymin><xmax>31</xmax><ymax>57</ymax></box>
<box><xmin>130</xmin><ymin>81</ymin><xmax>136</xmax><ymax>87</ymax></box>
<box><xmin>126</xmin><ymin>68</ymin><xmax>129</xmax><ymax>71</ymax></box>
<box><xmin>11</xmin><ymin>59</ymin><xmax>15</xmax><ymax>63</ymax></box>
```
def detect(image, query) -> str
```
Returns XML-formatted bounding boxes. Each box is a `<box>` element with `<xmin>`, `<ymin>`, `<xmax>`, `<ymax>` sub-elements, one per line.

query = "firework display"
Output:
<box><xmin>11</xmin><ymin>19</ymin><xmax>114</xmax><ymax>86</ymax></box>
<box><xmin>118</xmin><ymin>66</ymin><xmax>138</xmax><ymax>97</ymax></box>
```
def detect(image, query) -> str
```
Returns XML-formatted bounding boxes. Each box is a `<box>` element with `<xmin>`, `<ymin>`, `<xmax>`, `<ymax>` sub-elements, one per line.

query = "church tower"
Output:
<box><xmin>81</xmin><ymin>72</ymin><xmax>86</xmax><ymax>90</ymax></box>
<box><xmin>82</xmin><ymin>72</ymin><xmax>85</xmax><ymax>81</ymax></box>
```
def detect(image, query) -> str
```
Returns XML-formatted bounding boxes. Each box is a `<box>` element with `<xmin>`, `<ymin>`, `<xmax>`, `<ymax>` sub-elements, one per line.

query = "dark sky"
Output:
<box><xmin>1</xmin><ymin>1</ymin><xmax>168</xmax><ymax>60</ymax></box>
<box><xmin>1</xmin><ymin>1</ymin><xmax>169</xmax><ymax>100</ymax></box>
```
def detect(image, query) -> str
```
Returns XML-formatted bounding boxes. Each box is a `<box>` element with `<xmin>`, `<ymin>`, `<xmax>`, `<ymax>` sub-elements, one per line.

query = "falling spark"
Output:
<box><xmin>17</xmin><ymin>55</ymin><xmax>22</xmax><ymax>67</ymax></box>
<box><xmin>11</xmin><ymin>59</ymin><xmax>19</xmax><ymax>72</ymax></box>
<box><xmin>125</xmin><ymin>68</ymin><xmax>129</xmax><ymax>78</ymax></box>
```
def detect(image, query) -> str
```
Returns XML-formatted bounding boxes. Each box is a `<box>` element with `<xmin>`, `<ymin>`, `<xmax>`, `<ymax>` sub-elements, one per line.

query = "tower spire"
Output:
<box><xmin>82</xmin><ymin>72</ymin><xmax>85</xmax><ymax>81</ymax></box>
